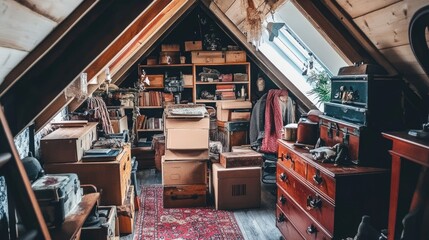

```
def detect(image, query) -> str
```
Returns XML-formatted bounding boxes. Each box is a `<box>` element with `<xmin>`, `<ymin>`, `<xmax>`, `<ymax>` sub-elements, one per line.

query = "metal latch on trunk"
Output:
<box><xmin>342</xmin><ymin>127</ymin><xmax>350</xmax><ymax>145</ymax></box>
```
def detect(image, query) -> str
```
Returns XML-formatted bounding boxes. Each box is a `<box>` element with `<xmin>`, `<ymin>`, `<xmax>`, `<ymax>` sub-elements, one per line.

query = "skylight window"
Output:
<box><xmin>257</xmin><ymin>1</ymin><xmax>348</xmax><ymax>109</ymax></box>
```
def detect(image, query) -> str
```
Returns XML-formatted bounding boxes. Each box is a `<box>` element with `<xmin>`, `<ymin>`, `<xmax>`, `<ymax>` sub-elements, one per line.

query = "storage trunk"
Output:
<box><xmin>319</xmin><ymin>115</ymin><xmax>388</xmax><ymax>166</ymax></box>
<box><xmin>163</xmin><ymin>185</ymin><xmax>207</xmax><ymax>208</ymax></box>
<box><xmin>212</xmin><ymin>163</ymin><xmax>261</xmax><ymax>210</ymax></box>
<box><xmin>191</xmin><ymin>51</ymin><xmax>225</xmax><ymax>63</ymax></box>
<box><xmin>220</xmin><ymin>151</ymin><xmax>263</xmax><ymax>168</ymax></box>
<box><xmin>32</xmin><ymin>173</ymin><xmax>82</xmax><ymax>228</ymax></box>
<box><xmin>44</xmin><ymin>146</ymin><xmax>131</xmax><ymax>205</ymax></box>
<box><xmin>81</xmin><ymin>206</ymin><xmax>119</xmax><ymax>240</ymax></box>
<box><xmin>40</xmin><ymin>122</ymin><xmax>98</xmax><ymax>163</ymax></box>
<box><xmin>324</xmin><ymin>102</ymin><xmax>367</xmax><ymax>125</ymax></box>
<box><xmin>217</xmin><ymin>120</ymin><xmax>249</xmax><ymax>152</ymax></box>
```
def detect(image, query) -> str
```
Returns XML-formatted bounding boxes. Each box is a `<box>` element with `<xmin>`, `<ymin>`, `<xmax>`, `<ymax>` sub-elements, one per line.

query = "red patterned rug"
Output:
<box><xmin>133</xmin><ymin>185</ymin><xmax>244</xmax><ymax>240</ymax></box>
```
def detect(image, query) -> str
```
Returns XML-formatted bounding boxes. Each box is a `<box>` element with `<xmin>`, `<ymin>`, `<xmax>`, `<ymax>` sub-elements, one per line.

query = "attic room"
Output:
<box><xmin>0</xmin><ymin>0</ymin><xmax>429</xmax><ymax>239</ymax></box>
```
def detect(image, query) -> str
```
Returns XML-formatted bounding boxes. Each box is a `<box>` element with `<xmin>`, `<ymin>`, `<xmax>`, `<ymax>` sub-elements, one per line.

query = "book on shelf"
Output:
<box><xmin>139</xmin><ymin>117</ymin><xmax>163</xmax><ymax>130</ymax></box>
<box><xmin>216</xmin><ymin>84</ymin><xmax>235</xmax><ymax>90</ymax></box>
<box><xmin>139</xmin><ymin>91</ymin><xmax>163</xmax><ymax>107</ymax></box>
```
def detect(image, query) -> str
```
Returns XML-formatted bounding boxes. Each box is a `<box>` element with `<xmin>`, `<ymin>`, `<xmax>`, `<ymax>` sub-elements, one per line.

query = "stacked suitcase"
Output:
<box><xmin>162</xmin><ymin>104</ymin><xmax>210</xmax><ymax>208</ymax></box>
<box><xmin>321</xmin><ymin>74</ymin><xmax>404</xmax><ymax>166</ymax></box>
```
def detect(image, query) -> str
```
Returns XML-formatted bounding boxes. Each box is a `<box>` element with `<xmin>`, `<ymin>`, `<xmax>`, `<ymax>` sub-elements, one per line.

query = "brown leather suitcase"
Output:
<box><xmin>319</xmin><ymin>115</ymin><xmax>388</xmax><ymax>166</ymax></box>
<box><xmin>220</xmin><ymin>151</ymin><xmax>263</xmax><ymax>168</ymax></box>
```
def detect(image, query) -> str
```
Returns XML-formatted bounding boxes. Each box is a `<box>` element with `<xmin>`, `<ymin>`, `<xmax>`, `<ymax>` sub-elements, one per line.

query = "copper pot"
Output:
<box><xmin>296</xmin><ymin>117</ymin><xmax>318</xmax><ymax>145</ymax></box>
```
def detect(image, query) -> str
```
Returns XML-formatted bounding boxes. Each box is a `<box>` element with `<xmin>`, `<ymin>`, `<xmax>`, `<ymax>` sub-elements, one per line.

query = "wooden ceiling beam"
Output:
<box><xmin>0</xmin><ymin>0</ymin><xmax>98</xmax><ymax>96</ymax></box>
<box><xmin>112</xmin><ymin>0</ymin><xmax>197</xmax><ymax>86</ymax></box>
<box><xmin>1</xmin><ymin>0</ymin><xmax>154</xmax><ymax>136</ymax></box>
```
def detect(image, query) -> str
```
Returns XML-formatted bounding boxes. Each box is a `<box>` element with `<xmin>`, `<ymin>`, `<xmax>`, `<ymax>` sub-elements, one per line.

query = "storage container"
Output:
<box><xmin>225</xmin><ymin>51</ymin><xmax>246</xmax><ymax>63</ymax></box>
<box><xmin>162</xmin><ymin>158</ymin><xmax>207</xmax><ymax>185</ymax></box>
<box><xmin>81</xmin><ymin>206</ymin><xmax>119</xmax><ymax>240</ymax></box>
<box><xmin>191</xmin><ymin>51</ymin><xmax>225</xmax><ymax>63</ymax></box>
<box><xmin>146</xmin><ymin>74</ymin><xmax>164</xmax><ymax>88</ymax></box>
<box><xmin>220</xmin><ymin>151</ymin><xmax>262</xmax><ymax>168</ymax></box>
<box><xmin>32</xmin><ymin>173</ymin><xmax>82</xmax><ymax>228</ymax></box>
<box><xmin>159</xmin><ymin>51</ymin><xmax>180</xmax><ymax>64</ymax></box>
<box><xmin>184</xmin><ymin>41</ymin><xmax>203</xmax><ymax>51</ymax></box>
<box><xmin>217</xmin><ymin>120</ymin><xmax>249</xmax><ymax>152</ymax></box>
<box><xmin>40</xmin><ymin>123</ymin><xmax>98</xmax><ymax>163</ymax></box>
<box><xmin>117</xmin><ymin>185</ymin><xmax>135</xmax><ymax>234</ymax></box>
<box><xmin>161</xmin><ymin>44</ymin><xmax>180</xmax><ymax>52</ymax></box>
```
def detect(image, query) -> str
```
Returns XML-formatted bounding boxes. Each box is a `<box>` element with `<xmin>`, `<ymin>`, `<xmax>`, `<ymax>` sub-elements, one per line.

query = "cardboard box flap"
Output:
<box><xmin>216</xmin><ymin>101</ymin><xmax>252</xmax><ymax>110</ymax></box>
<box><xmin>213</xmin><ymin>163</ymin><xmax>261</xmax><ymax>179</ymax></box>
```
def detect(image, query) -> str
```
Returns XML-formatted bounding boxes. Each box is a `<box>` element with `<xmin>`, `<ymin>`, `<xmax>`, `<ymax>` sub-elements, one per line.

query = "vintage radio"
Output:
<box><xmin>319</xmin><ymin>115</ymin><xmax>388</xmax><ymax>166</ymax></box>
<box><xmin>327</xmin><ymin>74</ymin><xmax>404</xmax><ymax>130</ymax></box>
<box><xmin>32</xmin><ymin>173</ymin><xmax>82</xmax><ymax>228</ymax></box>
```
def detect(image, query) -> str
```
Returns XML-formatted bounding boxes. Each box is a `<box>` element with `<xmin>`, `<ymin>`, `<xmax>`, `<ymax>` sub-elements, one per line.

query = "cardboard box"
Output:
<box><xmin>220</xmin><ymin>151</ymin><xmax>262</xmax><ymax>168</ymax></box>
<box><xmin>161</xmin><ymin>44</ymin><xmax>180</xmax><ymax>52</ymax></box>
<box><xmin>165</xmin><ymin>117</ymin><xmax>209</xmax><ymax>129</ymax></box>
<box><xmin>81</xmin><ymin>206</ymin><xmax>119</xmax><ymax>240</ymax></box>
<box><xmin>164</xmin><ymin>149</ymin><xmax>209</xmax><ymax>161</ymax></box>
<box><xmin>225</xmin><ymin>51</ymin><xmax>246</xmax><ymax>63</ymax></box>
<box><xmin>166</xmin><ymin>128</ymin><xmax>209</xmax><ymax>150</ymax></box>
<box><xmin>117</xmin><ymin>185</ymin><xmax>135</xmax><ymax>234</ymax></box>
<box><xmin>212</xmin><ymin>163</ymin><xmax>261</xmax><ymax>210</ymax></box>
<box><xmin>111</xmin><ymin>116</ymin><xmax>128</xmax><ymax>133</ymax></box>
<box><xmin>216</xmin><ymin>101</ymin><xmax>252</xmax><ymax>121</ymax></box>
<box><xmin>163</xmin><ymin>185</ymin><xmax>207</xmax><ymax>208</ymax></box>
<box><xmin>191</xmin><ymin>51</ymin><xmax>225</xmax><ymax>64</ymax></box>
<box><xmin>162</xmin><ymin>158</ymin><xmax>207</xmax><ymax>185</ymax></box>
<box><xmin>146</xmin><ymin>75</ymin><xmax>164</xmax><ymax>88</ymax></box>
<box><xmin>184</xmin><ymin>41</ymin><xmax>202</xmax><ymax>51</ymax></box>
<box><xmin>183</xmin><ymin>74</ymin><xmax>193</xmax><ymax>86</ymax></box>
<box><xmin>230</xmin><ymin>111</ymin><xmax>251</xmax><ymax>121</ymax></box>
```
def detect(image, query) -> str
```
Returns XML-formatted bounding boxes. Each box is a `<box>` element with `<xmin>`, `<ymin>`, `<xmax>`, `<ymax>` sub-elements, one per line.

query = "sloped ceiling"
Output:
<box><xmin>1</xmin><ymin>0</ymin><xmax>428</xmax><ymax>137</ymax></box>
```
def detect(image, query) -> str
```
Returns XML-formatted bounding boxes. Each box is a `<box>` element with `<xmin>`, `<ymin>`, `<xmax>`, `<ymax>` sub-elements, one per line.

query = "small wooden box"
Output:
<box><xmin>161</xmin><ymin>44</ymin><xmax>180</xmax><ymax>52</ymax></box>
<box><xmin>111</xmin><ymin>116</ymin><xmax>128</xmax><ymax>134</ymax></box>
<box><xmin>225</xmin><ymin>51</ymin><xmax>246</xmax><ymax>63</ymax></box>
<box><xmin>163</xmin><ymin>185</ymin><xmax>207</xmax><ymax>208</ymax></box>
<box><xmin>118</xmin><ymin>185</ymin><xmax>135</xmax><ymax>234</ymax></box>
<box><xmin>183</xmin><ymin>74</ymin><xmax>193</xmax><ymax>86</ymax></box>
<box><xmin>41</xmin><ymin>122</ymin><xmax>98</xmax><ymax>163</ymax></box>
<box><xmin>81</xmin><ymin>206</ymin><xmax>119</xmax><ymax>240</ymax></box>
<box><xmin>146</xmin><ymin>56</ymin><xmax>158</xmax><ymax>65</ymax></box>
<box><xmin>191</xmin><ymin>51</ymin><xmax>225</xmax><ymax>64</ymax></box>
<box><xmin>220</xmin><ymin>151</ymin><xmax>263</xmax><ymax>168</ymax></box>
<box><xmin>44</xmin><ymin>146</ymin><xmax>132</xmax><ymax>205</ymax></box>
<box><xmin>146</xmin><ymin>74</ymin><xmax>164</xmax><ymax>88</ymax></box>
<box><xmin>184</xmin><ymin>41</ymin><xmax>202</xmax><ymax>51</ymax></box>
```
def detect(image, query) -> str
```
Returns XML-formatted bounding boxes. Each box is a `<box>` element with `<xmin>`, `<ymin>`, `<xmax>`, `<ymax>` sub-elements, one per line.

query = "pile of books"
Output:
<box><xmin>136</xmin><ymin>115</ymin><xmax>163</xmax><ymax>130</ymax></box>
<box><xmin>139</xmin><ymin>91</ymin><xmax>163</xmax><ymax>106</ymax></box>
<box><xmin>216</xmin><ymin>84</ymin><xmax>236</xmax><ymax>100</ymax></box>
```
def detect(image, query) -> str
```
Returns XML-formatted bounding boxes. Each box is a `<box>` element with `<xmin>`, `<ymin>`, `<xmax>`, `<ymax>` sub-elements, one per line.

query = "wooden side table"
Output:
<box><xmin>382</xmin><ymin>132</ymin><xmax>429</xmax><ymax>240</ymax></box>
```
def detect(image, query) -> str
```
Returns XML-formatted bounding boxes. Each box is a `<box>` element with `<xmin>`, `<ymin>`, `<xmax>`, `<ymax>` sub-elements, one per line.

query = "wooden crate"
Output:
<box><xmin>146</xmin><ymin>74</ymin><xmax>164</xmax><ymax>88</ymax></box>
<box><xmin>184</xmin><ymin>41</ymin><xmax>202</xmax><ymax>51</ymax></box>
<box><xmin>44</xmin><ymin>146</ymin><xmax>132</xmax><ymax>205</ymax></box>
<box><xmin>118</xmin><ymin>185</ymin><xmax>135</xmax><ymax>234</ymax></box>
<box><xmin>225</xmin><ymin>51</ymin><xmax>246</xmax><ymax>63</ymax></box>
<box><xmin>40</xmin><ymin>122</ymin><xmax>98</xmax><ymax>163</ymax></box>
<box><xmin>191</xmin><ymin>51</ymin><xmax>225</xmax><ymax>64</ymax></box>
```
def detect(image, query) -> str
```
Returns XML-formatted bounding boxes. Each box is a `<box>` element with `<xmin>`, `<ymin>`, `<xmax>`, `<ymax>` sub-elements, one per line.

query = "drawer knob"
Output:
<box><xmin>279</xmin><ymin>195</ymin><xmax>286</xmax><ymax>205</ymax></box>
<box><xmin>313</xmin><ymin>170</ymin><xmax>323</xmax><ymax>185</ymax></box>
<box><xmin>285</xmin><ymin>153</ymin><xmax>292</xmax><ymax>161</ymax></box>
<box><xmin>306</xmin><ymin>225</ymin><xmax>318</xmax><ymax>234</ymax></box>
<box><xmin>307</xmin><ymin>195</ymin><xmax>322</xmax><ymax>209</ymax></box>
<box><xmin>277</xmin><ymin>213</ymin><xmax>286</xmax><ymax>223</ymax></box>
<box><xmin>279</xmin><ymin>172</ymin><xmax>288</xmax><ymax>182</ymax></box>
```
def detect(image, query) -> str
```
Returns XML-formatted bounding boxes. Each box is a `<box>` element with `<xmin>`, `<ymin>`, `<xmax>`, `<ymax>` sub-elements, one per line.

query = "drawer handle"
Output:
<box><xmin>279</xmin><ymin>195</ymin><xmax>286</xmax><ymax>205</ymax></box>
<box><xmin>277</xmin><ymin>213</ymin><xmax>286</xmax><ymax>223</ymax></box>
<box><xmin>282</xmin><ymin>153</ymin><xmax>292</xmax><ymax>161</ymax></box>
<box><xmin>279</xmin><ymin>172</ymin><xmax>288</xmax><ymax>182</ymax></box>
<box><xmin>306</xmin><ymin>225</ymin><xmax>318</xmax><ymax>234</ymax></box>
<box><xmin>307</xmin><ymin>195</ymin><xmax>322</xmax><ymax>210</ymax></box>
<box><xmin>313</xmin><ymin>170</ymin><xmax>323</xmax><ymax>185</ymax></box>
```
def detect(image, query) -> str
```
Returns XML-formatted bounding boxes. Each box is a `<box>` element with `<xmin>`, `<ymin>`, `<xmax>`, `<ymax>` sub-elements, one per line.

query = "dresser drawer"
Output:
<box><xmin>277</xmin><ymin>164</ymin><xmax>335</xmax><ymax>234</ymax></box>
<box><xmin>306</xmin><ymin>164</ymin><xmax>336</xmax><ymax>202</ymax></box>
<box><xmin>276</xmin><ymin>186</ymin><xmax>331</xmax><ymax>239</ymax></box>
<box><xmin>278</xmin><ymin>144</ymin><xmax>307</xmax><ymax>179</ymax></box>
<box><xmin>276</xmin><ymin>206</ymin><xmax>304</xmax><ymax>240</ymax></box>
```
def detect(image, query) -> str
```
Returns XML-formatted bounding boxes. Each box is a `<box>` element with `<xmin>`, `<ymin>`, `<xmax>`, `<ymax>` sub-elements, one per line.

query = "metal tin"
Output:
<box><xmin>283</xmin><ymin>123</ymin><xmax>297</xmax><ymax>141</ymax></box>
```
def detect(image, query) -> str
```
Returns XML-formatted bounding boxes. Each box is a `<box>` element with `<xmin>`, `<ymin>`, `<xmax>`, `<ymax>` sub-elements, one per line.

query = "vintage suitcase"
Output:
<box><xmin>220</xmin><ymin>151</ymin><xmax>262</xmax><ymax>168</ymax></box>
<box><xmin>217</xmin><ymin>120</ymin><xmax>249</xmax><ymax>152</ymax></box>
<box><xmin>319</xmin><ymin>115</ymin><xmax>388</xmax><ymax>166</ymax></box>
<box><xmin>81</xmin><ymin>206</ymin><xmax>119</xmax><ymax>240</ymax></box>
<box><xmin>163</xmin><ymin>185</ymin><xmax>207</xmax><ymax>208</ymax></box>
<box><xmin>328</xmin><ymin>74</ymin><xmax>404</xmax><ymax>130</ymax></box>
<box><xmin>32</xmin><ymin>173</ymin><xmax>82</xmax><ymax>228</ymax></box>
<box><xmin>41</xmin><ymin>122</ymin><xmax>98</xmax><ymax>163</ymax></box>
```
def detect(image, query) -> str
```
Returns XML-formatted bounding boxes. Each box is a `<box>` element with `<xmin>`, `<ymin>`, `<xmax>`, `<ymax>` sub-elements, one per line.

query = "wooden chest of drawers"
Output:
<box><xmin>276</xmin><ymin>140</ymin><xmax>390</xmax><ymax>239</ymax></box>
<box><xmin>44</xmin><ymin>146</ymin><xmax>132</xmax><ymax>206</ymax></box>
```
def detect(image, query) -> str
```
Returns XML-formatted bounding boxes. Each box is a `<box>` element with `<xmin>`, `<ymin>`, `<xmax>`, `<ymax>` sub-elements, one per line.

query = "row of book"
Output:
<box><xmin>136</xmin><ymin>115</ymin><xmax>163</xmax><ymax>130</ymax></box>
<box><xmin>215</xmin><ymin>84</ymin><xmax>236</xmax><ymax>100</ymax></box>
<box><xmin>139</xmin><ymin>91</ymin><xmax>163</xmax><ymax>106</ymax></box>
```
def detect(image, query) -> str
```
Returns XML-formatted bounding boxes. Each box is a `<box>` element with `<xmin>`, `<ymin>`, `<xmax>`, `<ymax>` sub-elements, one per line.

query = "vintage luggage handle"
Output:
<box><xmin>277</xmin><ymin>213</ymin><xmax>286</xmax><ymax>223</ymax></box>
<box><xmin>312</xmin><ymin>170</ymin><xmax>323</xmax><ymax>185</ymax></box>
<box><xmin>327</xmin><ymin>122</ymin><xmax>340</xmax><ymax>139</ymax></box>
<box><xmin>279</xmin><ymin>195</ymin><xmax>286</xmax><ymax>205</ymax></box>
<box><xmin>279</xmin><ymin>172</ymin><xmax>288</xmax><ymax>182</ymax></box>
<box><xmin>307</xmin><ymin>195</ymin><xmax>322</xmax><ymax>209</ymax></box>
<box><xmin>306</xmin><ymin>225</ymin><xmax>318</xmax><ymax>234</ymax></box>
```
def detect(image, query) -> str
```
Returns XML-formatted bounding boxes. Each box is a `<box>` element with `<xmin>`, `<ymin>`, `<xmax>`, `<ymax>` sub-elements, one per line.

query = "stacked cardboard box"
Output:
<box><xmin>162</xmin><ymin>104</ymin><xmax>210</xmax><ymax>208</ymax></box>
